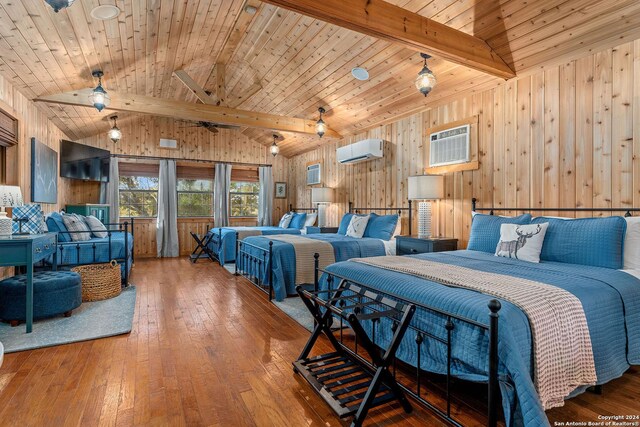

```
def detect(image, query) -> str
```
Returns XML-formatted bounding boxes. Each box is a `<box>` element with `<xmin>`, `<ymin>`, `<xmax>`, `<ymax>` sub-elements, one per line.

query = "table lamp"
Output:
<box><xmin>0</xmin><ymin>185</ymin><xmax>24</xmax><ymax>237</ymax></box>
<box><xmin>407</xmin><ymin>175</ymin><xmax>443</xmax><ymax>238</ymax></box>
<box><xmin>311</xmin><ymin>187</ymin><xmax>335</xmax><ymax>227</ymax></box>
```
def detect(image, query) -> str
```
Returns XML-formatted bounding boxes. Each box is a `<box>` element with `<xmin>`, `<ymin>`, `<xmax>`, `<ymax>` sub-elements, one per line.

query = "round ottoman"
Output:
<box><xmin>0</xmin><ymin>271</ymin><xmax>82</xmax><ymax>326</ymax></box>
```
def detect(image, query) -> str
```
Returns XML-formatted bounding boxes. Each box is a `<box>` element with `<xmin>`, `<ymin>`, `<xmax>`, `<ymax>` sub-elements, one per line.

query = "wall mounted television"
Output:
<box><xmin>60</xmin><ymin>139</ymin><xmax>111</xmax><ymax>182</ymax></box>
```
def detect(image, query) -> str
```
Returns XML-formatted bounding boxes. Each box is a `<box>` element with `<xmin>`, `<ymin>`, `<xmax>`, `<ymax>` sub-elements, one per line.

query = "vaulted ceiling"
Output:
<box><xmin>2</xmin><ymin>0</ymin><xmax>640</xmax><ymax>157</ymax></box>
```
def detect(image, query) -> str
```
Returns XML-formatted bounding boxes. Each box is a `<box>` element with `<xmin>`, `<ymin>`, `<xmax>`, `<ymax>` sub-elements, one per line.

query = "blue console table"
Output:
<box><xmin>0</xmin><ymin>233</ymin><xmax>57</xmax><ymax>333</ymax></box>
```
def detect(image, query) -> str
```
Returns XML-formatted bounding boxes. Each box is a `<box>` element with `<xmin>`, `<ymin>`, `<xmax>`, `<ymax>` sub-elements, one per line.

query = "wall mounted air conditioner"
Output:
<box><xmin>429</xmin><ymin>124</ymin><xmax>470</xmax><ymax>167</ymax></box>
<box><xmin>336</xmin><ymin>139</ymin><xmax>384</xmax><ymax>165</ymax></box>
<box><xmin>307</xmin><ymin>162</ymin><xmax>322</xmax><ymax>185</ymax></box>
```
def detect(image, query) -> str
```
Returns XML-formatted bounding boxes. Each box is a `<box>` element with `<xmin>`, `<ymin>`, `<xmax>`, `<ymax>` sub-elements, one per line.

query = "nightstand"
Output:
<box><xmin>306</xmin><ymin>226</ymin><xmax>340</xmax><ymax>234</ymax></box>
<box><xmin>396</xmin><ymin>236</ymin><xmax>458</xmax><ymax>256</ymax></box>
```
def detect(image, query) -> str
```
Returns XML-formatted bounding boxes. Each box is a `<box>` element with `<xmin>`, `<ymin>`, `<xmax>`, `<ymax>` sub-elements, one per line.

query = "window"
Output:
<box><xmin>119</xmin><ymin>175</ymin><xmax>159</xmax><ymax>218</ymax></box>
<box><xmin>230</xmin><ymin>181</ymin><xmax>259</xmax><ymax>217</ymax></box>
<box><xmin>178</xmin><ymin>178</ymin><xmax>214</xmax><ymax>217</ymax></box>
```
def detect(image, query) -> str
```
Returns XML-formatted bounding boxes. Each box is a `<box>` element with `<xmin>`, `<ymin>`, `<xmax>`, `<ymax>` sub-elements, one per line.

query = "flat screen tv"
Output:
<box><xmin>60</xmin><ymin>140</ymin><xmax>111</xmax><ymax>182</ymax></box>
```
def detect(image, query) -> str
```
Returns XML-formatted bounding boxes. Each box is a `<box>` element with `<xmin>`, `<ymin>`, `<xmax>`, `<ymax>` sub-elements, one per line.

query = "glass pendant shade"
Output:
<box><xmin>45</xmin><ymin>0</ymin><xmax>75</xmax><ymax>13</ymax></box>
<box><xmin>316</xmin><ymin>107</ymin><xmax>326</xmax><ymax>138</ymax></box>
<box><xmin>90</xmin><ymin>84</ymin><xmax>110</xmax><ymax>112</ymax></box>
<box><xmin>270</xmin><ymin>142</ymin><xmax>279</xmax><ymax>157</ymax></box>
<box><xmin>415</xmin><ymin>65</ymin><xmax>437</xmax><ymax>97</ymax></box>
<box><xmin>108</xmin><ymin>116</ymin><xmax>121</xmax><ymax>143</ymax></box>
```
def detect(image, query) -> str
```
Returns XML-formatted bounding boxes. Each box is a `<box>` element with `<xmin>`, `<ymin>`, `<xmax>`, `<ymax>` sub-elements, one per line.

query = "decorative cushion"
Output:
<box><xmin>278</xmin><ymin>212</ymin><xmax>293</xmax><ymax>228</ymax></box>
<box><xmin>346</xmin><ymin>214</ymin><xmax>370</xmax><ymax>238</ymax></box>
<box><xmin>363</xmin><ymin>213</ymin><xmax>399</xmax><ymax>241</ymax></box>
<box><xmin>624</xmin><ymin>216</ymin><xmax>640</xmax><ymax>269</ymax></box>
<box><xmin>531</xmin><ymin>216</ymin><xmax>627</xmax><ymax>269</ymax></box>
<box><xmin>62</xmin><ymin>213</ymin><xmax>92</xmax><ymax>241</ymax></box>
<box><xmin>11</xmin><ymin>204</ymin><xmax>43</xmax><ymax>234</ymax></box>
<box><xmin>495</xmin><ymin>223</ymin><xmax>548</xmax><ymax>263</ymax></box>
<box><xmin>468</xmin><ymin>213</ymin><xmax>532</xmax><ymax>253</ymax></box>
<box><xmin>46</xmin><ymin>212</ymin><xmax>71</xmax><ymax>242</ymax></box>
<box><xmin>337</xmin><ymin>213</ymin><xmax>354</xmax><ymax>235</ymax></box>
<box><xmin>289</xmin><ymin>213</ymin><xmax>308</xmax><ymax>229</ymax></box>
<box><xmin>84</xmin><ymin>215</ymin><xmax>108</xmax><ymax>238</ymax></box>
<box><xmin>304</xmin><ymin>213</ymin><xmax>318</xmax><ymax>227</ymax></box>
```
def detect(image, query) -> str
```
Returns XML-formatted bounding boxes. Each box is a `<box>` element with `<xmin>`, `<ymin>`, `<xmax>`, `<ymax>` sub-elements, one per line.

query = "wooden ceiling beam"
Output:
<box><xmin>34</xmin><ymin>89</ymin><xmax>341</xmax><ymax>138</ymax></box>
<box><xmin>260</xmin><ymin>0</ymin><xmax>516</xmax><ymax>79</ymax></box>
<box><xmin>173</xmin><ymin>70</ymin><xmax>218</xmax><ymax>105</ymax></box>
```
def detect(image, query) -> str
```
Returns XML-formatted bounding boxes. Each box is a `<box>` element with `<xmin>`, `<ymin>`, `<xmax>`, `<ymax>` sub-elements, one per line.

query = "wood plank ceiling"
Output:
<box><xmin>2</xmin><ymin>0</ymin><xmax>640</xmax><ymax>157</ymax></box>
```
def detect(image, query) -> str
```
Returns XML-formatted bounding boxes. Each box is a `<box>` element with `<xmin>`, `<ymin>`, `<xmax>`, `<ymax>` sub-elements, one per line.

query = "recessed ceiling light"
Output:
<box><xmin>351</xmin><ymin>67</ymin><xmax>369</xmax><ymax>81</ymax></box>
<box><xmin>90</xmin><ymin>5</ymin><xmax>121</xmax><ymax>21</ymax></box>
<box><xmin>244</xmin><ymin>5</ymin><xmax>258</xmax><ymax>14</ymax></box>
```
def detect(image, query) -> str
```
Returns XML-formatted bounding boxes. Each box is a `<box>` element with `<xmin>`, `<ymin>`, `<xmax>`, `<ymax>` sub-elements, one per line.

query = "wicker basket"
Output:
<box><xmin>72</xmin><ymin>260</ymin><xmax>122</xmax><ymax>302</ymax></box>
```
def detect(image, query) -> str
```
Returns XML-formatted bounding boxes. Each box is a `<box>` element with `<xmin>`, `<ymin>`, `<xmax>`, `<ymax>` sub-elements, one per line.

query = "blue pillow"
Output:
<box><xmin>467</xmin><ymin>213</ymin><xmax>532</xmax><ymax>253</ymax></box>
<box><xmin>46</xmin><ymin>212</ymin><xmax>71</xmax><ymax>242</ymax></box>
<box><xmin>337</xmin><ymin>213</ymin><xmax>354</xmax><ymax>235</ymax></box>
<box><xmin>363</xmin><ymin>213</ymin><xmax>399</xmax><ymax>241</ymax></box>
<box><xmin>531</xmin><ymin>216</ymin><xmax>626</xmax><ymax>269</ymax></box>
<box><xmin>288</xmin><ymin>213</ymin><xmax>307</xmax><ymax>229</ymax></box>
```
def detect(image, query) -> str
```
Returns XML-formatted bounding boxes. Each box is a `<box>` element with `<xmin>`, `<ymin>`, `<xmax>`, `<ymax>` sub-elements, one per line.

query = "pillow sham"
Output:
<box><xmin>337</xmin><ymin>213</ymin><xmax>354</xmax><ymax>235</ymax></box>
<box><xmin>11</xmin><ymin>204</ymin><xmax>44</xmax><ymax>234</ymax></box>
<box><xmin>304</xmin><ymin>213</ymin><xmax>317</xmax><ymax>227</ymax></box>
<box><xmin>363</xmin><ymin>213</ymin><xmax>399</xmax><ymax>241</ymax></box>
<box><xmin>495</xmin><ymin>223</ymin><xmax>548</xmax><ymax>263</ymax></box>
<box><xmin>45</xmin><ymin>212</ymin><xmax>71</xmax><ymax>242</ymax></box>
<box><xmin>467</xmin><ymin>213</ymin><xmax>532</xmax><ymax>254</ymax></box>
<box><xmin>531</xmin><ymin>216</ymin><xmax>627</xmax><ymax>269</ymax></box>
<box><xmin>278</xmin><ymin>212</ymin><xmax>293</xmax><ymax>228</ymax></box>
<box><xmin>289</xmin><ymin>212</ymin><xmax>307</xmax><ymax>229</ymax></box>
<box><xmin>84</xmin><ymin>215</ymin><xmax>108</xmax><ymax>238</ymax></box>
<box><xmin>61</xmin><ymin>213</ymin><xmax>92</xmax><ymax>241</ymax></box>
<box><xmin>346</xmin><ymin>214</ymin><xmax>370</xmax><ymax>238</ymax></box>
<box><xmin>624</xmin><ymin>216</ymin><xmax>640</xmax><ymax>270</ymax></box>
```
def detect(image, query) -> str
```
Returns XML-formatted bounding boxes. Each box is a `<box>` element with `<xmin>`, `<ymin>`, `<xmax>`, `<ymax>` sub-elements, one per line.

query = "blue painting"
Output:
<box><xmin>31</xmin><ymin>137</ymin><xmax>58</xmax><ymax>204</ymax></box>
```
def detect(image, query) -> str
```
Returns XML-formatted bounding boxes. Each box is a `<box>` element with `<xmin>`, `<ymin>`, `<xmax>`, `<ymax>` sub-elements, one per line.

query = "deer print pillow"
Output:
<box><xmin>495</xmin><ymin>222</ymin><xmax>548</xmax><ymax>263</ymax></box>
<box><xmin>346</xmin><ymin>214</ymin><xmax>370</xmax><ymax>238</ymax></box>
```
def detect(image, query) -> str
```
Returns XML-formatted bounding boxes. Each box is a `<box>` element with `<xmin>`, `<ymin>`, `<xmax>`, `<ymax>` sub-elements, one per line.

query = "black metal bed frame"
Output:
<box><xmin>471</xmin><ymin>198</ymin><xmax>640</xmax><ymax>217</ymax></box>
<box><xmin>42</xmin><ymin>218</ymin><xmax>134</xmax><ymax>286</ymax></box>
<box><xmin>306</xmin><ymin>263</ymin><xmax>501</xmax><ymax>427</ymax></box>
<box><xmin>235</xmin><ymin>202</ymin><xmax>414</xmax><ymax>300</ymax></box>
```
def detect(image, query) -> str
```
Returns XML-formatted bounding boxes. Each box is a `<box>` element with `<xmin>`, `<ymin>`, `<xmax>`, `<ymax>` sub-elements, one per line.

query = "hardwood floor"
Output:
<box><xmin>0</xmin><ymin>258</ymin><xmax>638</xmax><ymax>426</ymax></box>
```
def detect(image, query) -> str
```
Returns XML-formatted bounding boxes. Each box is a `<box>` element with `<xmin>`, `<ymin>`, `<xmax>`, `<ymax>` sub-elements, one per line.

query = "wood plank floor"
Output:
<box><xmin>0</xmin><ymin>258</ymin><xmax>637</xmax><ymax>426</ymax></box>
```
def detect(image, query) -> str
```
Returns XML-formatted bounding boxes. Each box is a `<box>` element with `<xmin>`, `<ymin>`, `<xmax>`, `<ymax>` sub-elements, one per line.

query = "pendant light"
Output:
<box><xmin>415</xmin><ymin>53</ymin><xmax>437</xmax><ymax>97</ymax></box>
<box><xmin>270</xmin><ymin>134</ymin><xmax>280</xmax><ymax>157</ymax></box>
<box><xmin>108</xmin><ymin>115</ymin><xmax>121</xmax><ymax>143</ymax></box>
<box><xmin>45</xmin><ymin>0</ymin><xmax>75</xmax><ymax>13</ymax></box>
<box><xmin>89</xmin><ymin>70</ymin><xmax>110</xmax><ymax>112</ymax></box>
<box><xmin>316</xmin><ymin>107</ymin><xmax>326</xmax><ymax>138</ymax></box>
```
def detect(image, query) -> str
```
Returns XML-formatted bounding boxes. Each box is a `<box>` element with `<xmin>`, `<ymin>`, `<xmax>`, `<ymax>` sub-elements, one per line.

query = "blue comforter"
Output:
<box><xmin>242</xmin><ymin>234</ymin><xmax>387</xmax><ymax>301</ymax></box>
<box><xmin>207</xmin><ymin>226</ymin><xmax>302</xmax><ymax>265</ymax></box>
<box><xmin>320</xmin><ymin>250</ymin><xmax>640</xmax><ymax>427</ymax></box>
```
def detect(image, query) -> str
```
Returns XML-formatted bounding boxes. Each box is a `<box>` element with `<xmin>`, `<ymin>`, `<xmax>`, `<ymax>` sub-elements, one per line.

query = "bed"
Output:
<box><xmin>309</xmin><ymin>201</ymin><xmax>640</xmax><ymax>427</ymax></box>
<box><xmin>205</xmin><ymin>206</ymin><xmax>315</xmax><ymax>265</ymax></box>
<box><xmin>235</xmin><ymin>202</ymin><xmax>412</xmax><ymax>300</ymax></box>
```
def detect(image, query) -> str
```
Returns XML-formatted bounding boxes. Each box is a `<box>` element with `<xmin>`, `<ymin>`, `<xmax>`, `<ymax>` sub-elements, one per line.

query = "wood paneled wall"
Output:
<box><xmin>73</xmin><ymin>116</ymin><xmax>289</xmax><ymax>258</ymax></box>
<box><xmin>288</xmin><ymin>40</ymin><xmax>640</xmax><ymax>249</ymax></box>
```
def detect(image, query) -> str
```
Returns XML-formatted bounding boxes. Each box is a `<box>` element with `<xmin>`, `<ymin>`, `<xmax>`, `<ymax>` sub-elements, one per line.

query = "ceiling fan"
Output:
<box><xmin>177</xmin><ymin>119</ymin><xmax>240</xmax><ymax>134</ymax></box>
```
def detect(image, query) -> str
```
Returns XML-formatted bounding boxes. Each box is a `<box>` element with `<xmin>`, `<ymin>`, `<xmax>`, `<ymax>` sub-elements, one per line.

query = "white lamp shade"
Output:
<box><xmin>0</xmin><ymin>185</ymin><xmax>24</xmax><ymax>208</ymax></box>
<box><xmin>407</xmin><ymin>175</ymin><xmax>444</xmax><ymax>200</ymax></box>
<box><xmin>311</xmin><ymin>187</ymin><xmax>335</xmax><ymax>204</ymax></box>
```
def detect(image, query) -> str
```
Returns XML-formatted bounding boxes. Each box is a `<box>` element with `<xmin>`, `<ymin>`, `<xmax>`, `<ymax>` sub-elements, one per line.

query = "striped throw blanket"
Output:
<box><xmin>269</xmin><ymin>235</ymin><xmax>335</xmax><ymax>285</ymax></box>
<box><xmin>352</xmin><ymin>256</ymin><xmax>597</xmax><ymax>410</ymax></box>
<box><xmin>228</xmin><ymin>227</ymin><xmax>264</xmax><ymax>241</ymax></box>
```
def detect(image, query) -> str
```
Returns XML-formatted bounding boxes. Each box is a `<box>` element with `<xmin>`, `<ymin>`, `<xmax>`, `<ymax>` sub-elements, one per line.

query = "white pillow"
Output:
<box><xmin>84</xmin><ymin>215</ymin><xmax>108</xmax><ymax>238</ymax></box>
<box><xmin>278</xmin><ymin>213</ymin><xmax>293</xmax><ymax>228</ymax></box>
<box><xmin>61</xmin><ymin>213</ymin><xmax>92</xmax><ymax>242</ymax></box>
<box><xmin>624</xmin><ymin>217</ymin><xmax>640</xmax><ymax>269</ymax></box>
<box><xmin>346</xmin><ymin>214</ymin><xmax>370</xmax><ymax>238</ymax></box>
<box><xmin>304</xmin><ymin>213</ymin><xmax>317</xmax><ymax>227</ymax></box>
<box><xmin>392</xmin><ymin>218</ymin><xmax>402</xmax><ymax>237</ymax></box>
<box><xmin>495</xmin><ymin>223</ymin><xmax>548</xmax><ymax>263</ymax></box>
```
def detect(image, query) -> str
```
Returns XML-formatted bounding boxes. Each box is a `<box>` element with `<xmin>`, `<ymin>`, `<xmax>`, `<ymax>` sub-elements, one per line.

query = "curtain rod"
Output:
<box><xmin>109</xmin><ymin>154</ymin><xmax>272</xmax><ymax>168</ymax></box>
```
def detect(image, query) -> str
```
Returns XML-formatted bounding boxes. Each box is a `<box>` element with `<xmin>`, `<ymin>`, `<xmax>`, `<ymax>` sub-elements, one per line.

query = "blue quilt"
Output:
<box><xmin>207</xmin><ymin>226</ymin><xmax>302</xmax><ymax>265</ymax></box>
<box><xmin>45</xmin><ymin>232</ymin><xmax>134</xmax><ymax>278</ymax></box>
<box><xmin>320</xmin><ymin>250</ymin><xmax>640</xmax><ymax>427</ymax></box>
<box><xmin>242</xmin><ymin>234</ymin><xmax>387</xmax><ymax>301</ymax></box>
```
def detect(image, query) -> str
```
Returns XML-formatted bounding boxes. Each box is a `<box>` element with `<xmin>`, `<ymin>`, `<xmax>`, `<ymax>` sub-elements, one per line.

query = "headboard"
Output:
<box><xmin>348</xmin><ymin>200</ymin><xmax>413</xmax><ymax>235</ymax></box>
<box><xmin>288</xmin><ymin>204</ymin><xmax>317</xmax><ymax>213</ymax></box>
<box><xmin>471</xmin><ymin>198</ymin><xmax>640</xmax><ymax>217</ymax></box>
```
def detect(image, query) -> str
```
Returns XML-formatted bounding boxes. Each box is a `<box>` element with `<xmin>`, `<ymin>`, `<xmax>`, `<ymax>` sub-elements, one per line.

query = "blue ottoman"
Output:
<box><xmin>0</xmin><ymin>271</ymin><xmax>82</xmax><ymax>326</ymax></box>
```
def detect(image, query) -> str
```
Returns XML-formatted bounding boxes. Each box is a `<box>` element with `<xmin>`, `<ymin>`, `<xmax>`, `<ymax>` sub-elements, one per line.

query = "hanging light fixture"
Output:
<box><xmin>89</xmin><ymin>70</ymin><xmax>110</xmax><ymax>112</ymax></box>
<box><xmin>415</xmin><ymin>53</ymin><xmax>437</xmax><ymax>97</ymax></box>
<box><xmin>108</xmin><ymin>115</ymin><xmax>121</xmax><ymax>143</ymax></box>
<box><xmin>316</xmin><ymin>107</ymin><xmax>326</xmax><ymax>138</ymax></box>
<box><xmin>270</xmin><ymin>134</ymin><xmax>280</xmax><ymax>157</ymax></box>
<box><xmin>44</xmin><ymin>0</ymin><xmax>75</xmax><ymax>13</ymax></box>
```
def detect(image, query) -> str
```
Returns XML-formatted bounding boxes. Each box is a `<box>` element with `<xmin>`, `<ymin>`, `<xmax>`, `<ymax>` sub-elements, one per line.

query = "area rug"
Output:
<box><xmin>273</xmin><ymin>297</ymin><xmax>314</xmax><ymax>332</ymax></box>
<box><xmin>0</xmin><ymin>286</ymin><xmax>136</xmax><ymax>353</ymax></box>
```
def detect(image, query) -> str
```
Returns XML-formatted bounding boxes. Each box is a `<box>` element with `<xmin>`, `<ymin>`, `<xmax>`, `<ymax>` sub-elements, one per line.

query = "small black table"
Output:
<box><xmin>306</xmin><ymin>226</ymin><xmax>339</xmax><ymax>234</ymax></box>
<box><xmin>396</xmin><ymin>235</ymin><xmax>458</xmax><ymax>256</ymax></box>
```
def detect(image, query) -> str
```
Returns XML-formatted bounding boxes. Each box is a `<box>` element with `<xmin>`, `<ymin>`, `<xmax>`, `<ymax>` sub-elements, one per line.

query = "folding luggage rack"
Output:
<box><xmin>294</xmin><ymin>280</ymin><xmax>416</xmax><ymax>427</ymax></box>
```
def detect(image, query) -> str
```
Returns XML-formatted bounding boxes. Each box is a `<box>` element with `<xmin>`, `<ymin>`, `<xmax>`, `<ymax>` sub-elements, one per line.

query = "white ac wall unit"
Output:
<box><xmin>307</xmin><ymin>162</ymin><xmax>322</xmax><ymax>185</ymax></box>
<box><xmin>336</xmin><ymin>139</ymin><xmax>384</xmax><ymax>165</ymax></box>
<box><xmin>429</xmin><ymin>124</ymin><xmax>470</xmax><ymax>167</ymax></box>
